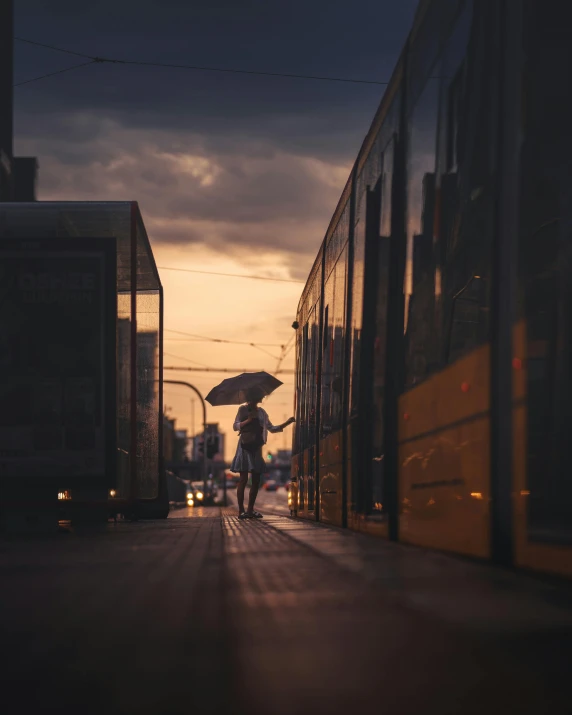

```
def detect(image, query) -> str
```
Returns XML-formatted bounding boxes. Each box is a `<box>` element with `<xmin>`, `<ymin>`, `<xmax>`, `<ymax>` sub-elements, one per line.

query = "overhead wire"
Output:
<box><xmin>163</xmin><ymin>351</ymin><xmax>209</xmax><ymax>367</ymax></box>
<box><xmin>14</xmin><ymin>59</ymin><xmax>99</xmax><ymax>86</ymax></box>
<box><xmin>164</xmin><ymin>328</ymin><xmax>285</xmax><ymax>349</ymax></box>
<box><xmin>275</xmin><ymin>332</ymin><xmax>297</xmax><ymax>373</ymax></box>
<box><xmin>14</xmin><ymin>36</ymin><xmax>390</xmax><ymax>87</ymax></box>
<box><xmin>157</xmin><ymin>266</ymin><xmax>304</xmax><ymax>284</ymax></box>
<box><xmin>250</xmin><ymin>344</ymin><xmax>282</xmax><ymax>361</ymax></box>
<box><xmin>14</xmin><ymin>35</ymin><xmax>316</xmax><ymax>414</ymax></box>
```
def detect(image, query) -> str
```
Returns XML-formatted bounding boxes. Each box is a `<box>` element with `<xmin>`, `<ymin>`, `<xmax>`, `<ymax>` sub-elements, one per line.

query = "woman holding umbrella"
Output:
<box><xmin>206</xmin><ymin>372</ymin><xmax>295</xmax><ymax>520</ymax></box>
<box><xmin>232</xmin><ymin>389</ymin><xmax>294</xmax><ymax>519</ymax></box>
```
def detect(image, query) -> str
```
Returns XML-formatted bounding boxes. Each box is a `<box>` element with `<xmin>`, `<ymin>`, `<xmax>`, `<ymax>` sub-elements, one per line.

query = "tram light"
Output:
<box><xmin>109</xmin><ymin>489</ymin><xmax>117</xmax><ymax>498</ymax></box>
<box><xmin>196</xmin><ymin>491</ymin><xmax>204</xmax><ymax>500</ymax></box>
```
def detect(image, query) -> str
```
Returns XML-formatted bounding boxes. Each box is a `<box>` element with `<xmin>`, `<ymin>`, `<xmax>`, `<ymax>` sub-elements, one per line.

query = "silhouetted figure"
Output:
<box><xmin>232</xmin><ymin>390</ymin><xmax>294</xmax><ymax>519</ymax></box>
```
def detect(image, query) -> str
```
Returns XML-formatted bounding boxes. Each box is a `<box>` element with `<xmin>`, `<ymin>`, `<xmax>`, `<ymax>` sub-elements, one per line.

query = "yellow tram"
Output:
<box><xmin>291</xmin><ymin>0</ymin><xmax>572</xmax><ymax>578</ymax></box>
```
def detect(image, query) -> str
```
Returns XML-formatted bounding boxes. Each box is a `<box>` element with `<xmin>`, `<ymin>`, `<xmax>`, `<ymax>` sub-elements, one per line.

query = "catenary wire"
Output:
<box><xmin>14</xmin><ymin>59</ymin><xmax>98</xmax><ymax>86</ymax></box>
<box><xmin>158</xmin><ymin>266</ymin><xmax>304</xmax><ymax>284</ymax></box>
<box><xmin>14</xmin><ymin>36</ymin><xmax>390</xmax><ymax>86</ymax></box>
<box><xmin>163</xmin><ymin>351</ymin><xmax>209</xmax><ymax>367</ymax></box>
<box><xmin>164</xmin><ymin>328</ymin><xmax>285</xmax><ymax>349</ymax></box>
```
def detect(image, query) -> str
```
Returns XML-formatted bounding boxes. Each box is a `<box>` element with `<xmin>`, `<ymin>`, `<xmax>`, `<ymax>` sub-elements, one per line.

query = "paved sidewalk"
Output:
<box><xmin>1</xmin><ymin>516</ymin><xmax>230</xmax><ymax>714</ymax></box>
<box><xmin>223</xmin><ymin>512</ymin><xmax>572</xmax><ymax>715</ymax></box>
<box><xmin>1</xmin><ymin>510</ymin><xmax>571</xmax><ymax>714</ymax></box>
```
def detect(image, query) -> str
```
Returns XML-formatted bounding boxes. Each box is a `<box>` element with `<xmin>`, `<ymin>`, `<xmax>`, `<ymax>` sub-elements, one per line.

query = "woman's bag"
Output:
<box><xmin>239</xmin><ymin>407</ymin><xmax>264</xmax><ymax>453</ymax></box>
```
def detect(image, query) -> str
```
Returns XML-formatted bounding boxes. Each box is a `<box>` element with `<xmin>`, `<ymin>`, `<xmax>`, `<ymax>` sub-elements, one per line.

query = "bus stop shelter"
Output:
<box><xmin>0</xmin><ymin>201</ymin><xmax>166</xmax><ymax>527</ymax></box>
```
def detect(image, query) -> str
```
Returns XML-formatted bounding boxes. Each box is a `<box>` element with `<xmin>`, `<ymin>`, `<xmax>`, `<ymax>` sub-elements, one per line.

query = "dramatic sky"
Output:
<box><xmin>14</xmin><ymin>0</ymin><xmax>417</xmax><ymax>459</ymax></box>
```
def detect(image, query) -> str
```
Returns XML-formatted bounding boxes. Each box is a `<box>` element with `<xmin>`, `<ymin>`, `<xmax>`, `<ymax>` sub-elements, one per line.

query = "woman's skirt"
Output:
<box><xmin>230</xmin><ymin>442</ymin><xmax>267</xmax><ymax>474</ymax></box>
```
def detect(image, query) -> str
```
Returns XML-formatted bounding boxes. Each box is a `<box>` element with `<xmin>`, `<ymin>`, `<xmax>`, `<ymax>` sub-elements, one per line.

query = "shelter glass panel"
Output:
<box><xmin>116</xmin><ymin>293</ymin><xmax>131</xmax><ymax>498</ymax></box>
<box><xmin>135</xmin><ymin>291</ymin><xmax>160</xmax><ymax>499</ymax></box>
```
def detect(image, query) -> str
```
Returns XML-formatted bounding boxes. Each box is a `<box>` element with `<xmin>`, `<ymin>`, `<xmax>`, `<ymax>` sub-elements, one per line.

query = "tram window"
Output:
<box><xmin>320</xmin><ymin>274</ymin><xmax>335</xmax><ymax>436</ymax></box>
<box><xmin>432</xmin><ymin>1</ymin><xmax>494</xmax><ymax>369</ymax></box>
<box><xmin>302</xmin><ymin>323</ymin><xmax>309</xmax><ymax>449</ymax></box>
<box><xmin>350</xmin><ymin>213</ymin><xmax>366</xmax><ymax>414</ymax></box>
<box><xmin>404</xmin><ymin>74</ymin><xmax>439</xmax><ymax>388</ymax></box>
<box><xmin>332</xmin><ymin>249</ymin><xmax>347</xmax><ymax>432</ymax></box>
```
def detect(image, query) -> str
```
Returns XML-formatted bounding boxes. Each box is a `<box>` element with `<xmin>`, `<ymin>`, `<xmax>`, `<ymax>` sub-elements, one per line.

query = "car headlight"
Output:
<box><xmin>196</xmin><ymin>491</ymin><xmax>204</xmax><ymax>500</ymax></box>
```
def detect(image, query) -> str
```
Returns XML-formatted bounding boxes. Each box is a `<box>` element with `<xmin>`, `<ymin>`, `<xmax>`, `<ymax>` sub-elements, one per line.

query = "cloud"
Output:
<box><xmin>14</xmin><ymin>0</ymin><xmax>418</xmax><ymax>275</ymax></box>
<box><xmin>17</xmin><ymin>113</ymin><xmax>350</xmax><ymax>259</ymax></box>
<box><xmin>15</xmin><ymin>0</ymin><xmax>417</xmax><ymax>164</ymax></box>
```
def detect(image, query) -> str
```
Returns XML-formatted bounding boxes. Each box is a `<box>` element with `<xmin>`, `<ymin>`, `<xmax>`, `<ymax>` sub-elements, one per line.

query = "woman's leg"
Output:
<box><xmin>237</xmin><ymin>472</ymin><xmax>248</xmax><ymax>514</ymax></box>
<box><xmin>247</xmin><ymin>472</ymin><xmax>261</xmax><ymax>514</ymax></box>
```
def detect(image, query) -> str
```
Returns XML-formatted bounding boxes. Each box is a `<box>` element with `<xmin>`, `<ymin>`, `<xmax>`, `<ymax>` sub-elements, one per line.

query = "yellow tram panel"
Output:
<box><xmin>398</xmin><ymin>345</ymin><xmax>491</xmax><ymax>558</ymax></box>
<box><xmin>399</xmin><ymin>417</ymin><xmax>490</xmax><ymax>557</ymax></box>
<box><xmin>400</xmin><ymin>343</ymin><xmax>490</xmax><ymax>442</ymax></box>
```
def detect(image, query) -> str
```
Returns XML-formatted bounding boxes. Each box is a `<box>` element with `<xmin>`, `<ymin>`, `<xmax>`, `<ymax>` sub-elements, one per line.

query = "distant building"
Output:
<box><xmin>163</xmin><ymin>416</ymin><xmax>188</xmax><ymax>465</ymax></box>
<box><xmin>0</xmin><ymin>0</ymin><xmax>14</xmax><ymax>200</ymax></box>
<box><xmin>0</xmin><ymin>0</ymin><xmax>39</xmax><ymax>201</ymax></box>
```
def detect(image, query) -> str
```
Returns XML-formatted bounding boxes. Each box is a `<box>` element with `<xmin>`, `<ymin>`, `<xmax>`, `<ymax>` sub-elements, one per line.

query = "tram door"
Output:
<box><xmin>369</xmin><ymin>140</ymin><xmax>395</xmax><ymax>521</ymax></box>
<box><xmin>513</xmin><ymin>0</ymin><xmax>572</xmax><ymax>575</ymax></box>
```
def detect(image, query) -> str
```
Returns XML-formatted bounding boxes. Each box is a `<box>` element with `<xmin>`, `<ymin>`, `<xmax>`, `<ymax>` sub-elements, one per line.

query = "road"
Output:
<box><xmin>169</xmin><ymin>484</ymin><xmax>289</xmax><ymax>517</ymax></box>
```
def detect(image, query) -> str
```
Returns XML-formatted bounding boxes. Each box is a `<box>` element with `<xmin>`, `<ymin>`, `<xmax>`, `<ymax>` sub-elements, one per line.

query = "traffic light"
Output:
<box><xmin>206</xmin><ymin>436</ymin><xmax>219</xmax><ymax>459</ymax></box>
<box><xmin>266</xmin><ymin>452</ymin><xmax>272</xmax><ymax>462</ymax></box>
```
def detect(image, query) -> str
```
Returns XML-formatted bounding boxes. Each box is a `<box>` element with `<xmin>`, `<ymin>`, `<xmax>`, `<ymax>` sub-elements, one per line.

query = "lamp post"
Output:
<box><xmin>163</xmin><ymin>380</ymin><xmax>208</xmax><ymax>494</ymax></box>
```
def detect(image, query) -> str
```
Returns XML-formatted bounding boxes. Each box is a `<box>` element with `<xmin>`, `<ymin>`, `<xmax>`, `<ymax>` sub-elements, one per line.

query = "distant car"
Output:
<box><xmin>185</xmin><ymin>487</ymin><xmax>196</xmax><ymax>508</ymax></box>
<box><xmin>263</xmin><ymin>480</ymin><xmax>278</xmax><ymax>492</ymax></box>
<box><xmin>191</xmin><ymin>480</ymin><xmax>216</xmax><ymax>506</ymax></box>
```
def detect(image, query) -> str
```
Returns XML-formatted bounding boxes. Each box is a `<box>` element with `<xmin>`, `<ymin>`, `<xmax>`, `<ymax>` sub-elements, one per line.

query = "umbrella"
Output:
<box><xmin>205</xmin><ymin>371</ymin><xmax>283</xmax><ymax>407</ymax></box>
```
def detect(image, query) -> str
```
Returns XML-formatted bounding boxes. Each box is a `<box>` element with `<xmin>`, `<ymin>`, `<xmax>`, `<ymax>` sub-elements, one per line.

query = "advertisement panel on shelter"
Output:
<box><xmin>0</xmin><ymin>246</ymin><xmax>106</xmax><ymax>479</ymax></box>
